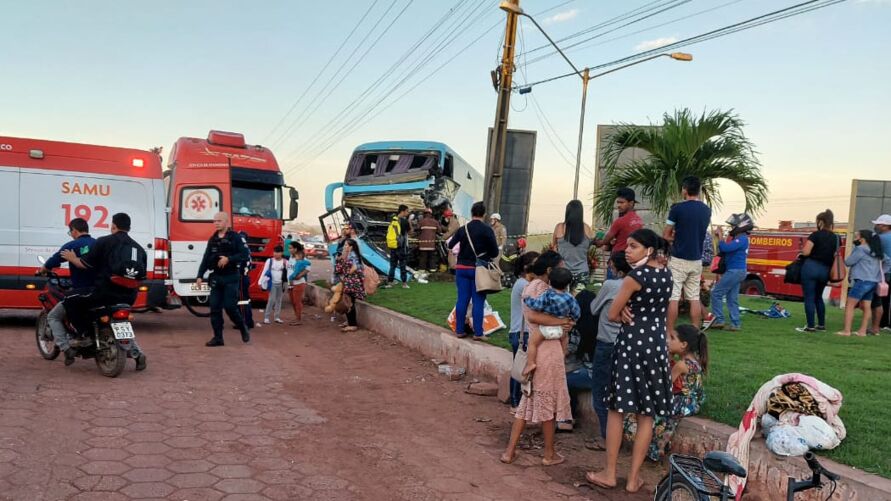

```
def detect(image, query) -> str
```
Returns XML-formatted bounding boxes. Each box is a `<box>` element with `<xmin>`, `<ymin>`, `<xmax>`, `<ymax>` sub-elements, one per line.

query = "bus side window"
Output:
<box><xmin>443</xmin><ymin>155</ymin><xmax>454</xmax><ymax>178</ymax></box>
<box><xmin>358</xmin><ymin>155</ymin><xmax>378</xmax><ymax>176</ymax></box>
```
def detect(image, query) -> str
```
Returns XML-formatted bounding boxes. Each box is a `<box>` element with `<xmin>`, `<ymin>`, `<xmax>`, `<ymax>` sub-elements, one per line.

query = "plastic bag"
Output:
<box><xmin>446</xmin><ymin>300</ymin><xmax>506</xmax><ymax>335</ymax></box>
<box><xmin>766</xmin><ymin>426</ymin><xmax>810</xmax><ymax>457</ymax></box>
<box><xmin>797</xmin><ymin>415</ymin><xmax>840</xmax><ymax>451</ymax></box>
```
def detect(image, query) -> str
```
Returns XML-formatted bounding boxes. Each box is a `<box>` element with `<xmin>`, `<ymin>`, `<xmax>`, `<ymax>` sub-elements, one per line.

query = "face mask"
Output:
<box><xmin>631</xmin><ymin>252</ymin><xmax>652</xmax><ymax>269</ymax></box>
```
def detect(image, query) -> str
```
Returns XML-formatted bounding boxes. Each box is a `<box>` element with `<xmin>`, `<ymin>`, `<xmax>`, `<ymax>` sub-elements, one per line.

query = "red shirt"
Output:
<box><xmin>607</xmin><ymin>210</ymin><xmax>643</xmax><ymax>252</ymax></box>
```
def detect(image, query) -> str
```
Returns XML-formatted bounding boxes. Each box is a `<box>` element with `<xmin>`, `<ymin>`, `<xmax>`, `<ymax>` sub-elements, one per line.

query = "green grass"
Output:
<box><xmin>367</xmin><ymin>282</ymin><xmax>891</xmax><ymax>478</ymax></box>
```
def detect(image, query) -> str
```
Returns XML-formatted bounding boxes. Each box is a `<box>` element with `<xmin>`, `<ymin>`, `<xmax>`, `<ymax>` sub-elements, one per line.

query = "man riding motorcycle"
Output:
<box><xmin>40</xmin><ymin>217</ymin><xmax>97</xmax><ymax>366</ymax></box>
<box><xmin>61</xmin><ymin>212</ymin><xmax>148</xmax><ymax>371</ymax></box>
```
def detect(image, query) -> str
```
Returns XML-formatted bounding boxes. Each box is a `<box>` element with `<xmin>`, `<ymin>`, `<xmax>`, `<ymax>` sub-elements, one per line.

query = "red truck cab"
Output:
<box><xmin>165</xmin><ymin>131</ymin><xmax>297</xmax><ymax>309</ymax></box>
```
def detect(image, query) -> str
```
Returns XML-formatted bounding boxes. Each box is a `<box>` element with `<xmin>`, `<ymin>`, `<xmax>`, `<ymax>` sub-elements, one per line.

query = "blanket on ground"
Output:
<box><xmin>725</xmin><ymin>373</ymin><xmax>845</xmax><ymax>500</ymax></box>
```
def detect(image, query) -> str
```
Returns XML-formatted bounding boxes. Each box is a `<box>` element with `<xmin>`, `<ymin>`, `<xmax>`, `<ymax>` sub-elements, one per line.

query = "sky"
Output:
<box><xmin>2</xmin><ymin>0</ymin><xmax>889</xmax><ymax>235</ymax></box>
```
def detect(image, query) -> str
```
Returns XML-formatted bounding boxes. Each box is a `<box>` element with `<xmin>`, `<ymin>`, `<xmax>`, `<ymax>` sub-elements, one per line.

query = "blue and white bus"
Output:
<box><xmin>320</xmin><ymin>141</ymin><xmax>483</xmax><ymax>278</ymax></box>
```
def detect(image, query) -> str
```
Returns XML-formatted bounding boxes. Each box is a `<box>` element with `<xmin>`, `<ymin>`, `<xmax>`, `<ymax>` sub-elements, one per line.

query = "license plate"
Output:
<box><xmin>111</xmin><ymin>322</ymin><xmax>135</xmax><ymax>340</ymax></box>
<box><xmin>190</xmin><ymin>283</ymin><xmax>210</xmax><ymax>292</ymax></box>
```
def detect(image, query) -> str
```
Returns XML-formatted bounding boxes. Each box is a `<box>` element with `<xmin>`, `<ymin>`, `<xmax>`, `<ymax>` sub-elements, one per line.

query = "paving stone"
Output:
<box><xmin>79</xmin><ymin>460</ymin><xmax>130</xmax><ymax>476</ymax></box>
<box><xmin>120</xmin><ymin>481</ymin><xmax>175</xmax><ymax>498</ymax></box>
<box><xmin>214</xmin><ymin>478</ymin><xmax>266</xmax><ymax>494</ymax></box>
<box><xmin>169</xmin><ymin>487</ymin><xmax>225</xmax><ymax>501</ymax></box>
<box><xmin>122</xmin><ymin>467</ymin><xmax>173</xmax><ymax>482</ymax></box>
<box><xmin>263</xmin><ymin>483</ymin><xmax>315</xmax><ymax>500</ymax></box>
<box><xmin>210</xmin><ymin>464</ymin><xmax>254</xmax><ymax>479</ymax></box>
<box><xmin>83</xmin><ymin>448</ymin><xmax>130</xmax><ymax>462</ymax></box>
<box><xmin>169</xmin><ymin>472</ymin><xmax>220</xmax><ymax>489</ymax></box>
<box><xmin>167</xmin><ymin>459</ymin><xmax>215</xmax><ymax>474</ymax></box>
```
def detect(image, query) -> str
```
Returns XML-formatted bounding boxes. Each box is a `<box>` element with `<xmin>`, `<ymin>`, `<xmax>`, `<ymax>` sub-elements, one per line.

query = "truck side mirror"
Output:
<box><xmin>288</xmin><ymin>187</ymin><xmax>299</xmax><ymax>221</ymax></box>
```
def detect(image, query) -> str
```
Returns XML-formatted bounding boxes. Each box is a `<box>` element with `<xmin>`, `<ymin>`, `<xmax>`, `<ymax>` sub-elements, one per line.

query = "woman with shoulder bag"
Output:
<box><xmin>797</xmin><ymin>209</ymin><xmax>838</xmax><ymax>333</ymax></box>
<box><xmin>334</xmin><ymin>238</ymin><xmax>366</xmax><ymax>333</ymax></box>
<box><xmin>838</xmin><ymin>229</ymin><xmax>885</xmax><ymax>337</ymax></box>
<box><xmin>447</xmin><ymin>201</ymin><xmax>500</xmax><ymax>339</ymax></box>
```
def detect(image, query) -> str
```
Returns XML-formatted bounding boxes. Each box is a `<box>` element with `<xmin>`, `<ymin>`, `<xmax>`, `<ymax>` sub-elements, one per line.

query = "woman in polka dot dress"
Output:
<box><xmin>587</xmin><ymin>228</ymin><xmax>673</xmax><ymax>494</ymax></box>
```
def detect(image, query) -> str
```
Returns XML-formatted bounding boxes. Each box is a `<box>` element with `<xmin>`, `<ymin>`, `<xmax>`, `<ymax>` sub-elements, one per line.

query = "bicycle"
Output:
<box><xmin>654</xmin><ymin>450</ymin><xmax>839</xmax><ymax>501</ymax></box>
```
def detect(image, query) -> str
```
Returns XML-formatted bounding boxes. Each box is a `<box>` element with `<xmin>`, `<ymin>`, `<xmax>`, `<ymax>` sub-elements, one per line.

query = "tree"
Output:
<box><xmin>593</xmin><ymin>109</ymin><xmax>768</xmax><ymax>224</ymax></box>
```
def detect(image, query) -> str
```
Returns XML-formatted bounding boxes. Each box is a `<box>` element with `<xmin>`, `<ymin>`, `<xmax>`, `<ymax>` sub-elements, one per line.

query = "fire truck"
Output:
<box><xmin>742</xmin><ymin>229</ymin><xmax>846</xmax><ymax>303</ymax></box>
<box><xmin>164</xmin><ymin>131</ymin><xmax>298</xmax><ymax>316</ymax></box>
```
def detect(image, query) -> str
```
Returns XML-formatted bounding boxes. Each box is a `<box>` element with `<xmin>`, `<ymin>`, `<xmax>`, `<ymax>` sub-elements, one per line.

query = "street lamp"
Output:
<box><xmin>517</xmin><ymin>8</ymin><xmax>692</xmax><ymax>199</ymax></box>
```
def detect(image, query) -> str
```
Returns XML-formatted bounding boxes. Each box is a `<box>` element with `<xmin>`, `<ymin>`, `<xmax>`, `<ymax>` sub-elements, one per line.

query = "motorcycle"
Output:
<box><xmin>35</xmin><ymin>259</ymin><xmax>137</xmax><ymax>378</ymax></box>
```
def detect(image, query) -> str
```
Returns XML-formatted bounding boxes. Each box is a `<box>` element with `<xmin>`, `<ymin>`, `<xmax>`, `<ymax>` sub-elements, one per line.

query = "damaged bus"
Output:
<box><xmin>320</xmin><ymin>141</ymin><xmax>482</xmax><ymax>278</ymax></box>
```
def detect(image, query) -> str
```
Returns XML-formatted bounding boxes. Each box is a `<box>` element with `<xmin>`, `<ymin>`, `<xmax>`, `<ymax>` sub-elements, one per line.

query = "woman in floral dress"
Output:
<box><xmin>334</xmin><ymin>239</ymin><xmax>366</xmax><ymax>333</ymax></box>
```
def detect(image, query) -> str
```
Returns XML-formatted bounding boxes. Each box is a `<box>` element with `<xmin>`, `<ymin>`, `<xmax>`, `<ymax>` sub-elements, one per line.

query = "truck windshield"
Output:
<box><xmin>233</xmin><ymin>184</ymin><xmax>281</xmax><ymax>219</ymax></box>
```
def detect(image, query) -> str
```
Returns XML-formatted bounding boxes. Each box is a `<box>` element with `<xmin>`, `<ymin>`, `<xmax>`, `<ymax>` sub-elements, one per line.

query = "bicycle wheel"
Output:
<box><xmin>654</xmin><ymin>474</ymin><xmax>707</xmax><ymax>501</ymax></box>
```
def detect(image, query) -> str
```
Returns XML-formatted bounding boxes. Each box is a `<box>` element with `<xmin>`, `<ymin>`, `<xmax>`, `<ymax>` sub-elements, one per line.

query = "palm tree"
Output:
<box><xmin>593</xmin><ymin>109</ymin><xmax>768</xmax><ymax>224</ymax></box>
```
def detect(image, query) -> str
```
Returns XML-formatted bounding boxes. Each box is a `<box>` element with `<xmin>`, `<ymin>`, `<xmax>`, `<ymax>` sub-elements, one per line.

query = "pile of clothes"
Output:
<box><xmin>725</xmin><ymin>374</ymin><xmax>846</xmax><ymax>500</ymax></box>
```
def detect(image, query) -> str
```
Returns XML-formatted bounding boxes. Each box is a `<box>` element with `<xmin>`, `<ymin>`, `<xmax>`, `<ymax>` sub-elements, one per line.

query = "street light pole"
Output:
<box><xmin>484</xmin><ymin>0</ymin><xmax>522</xmax><ymax>215</ymax></box>
<box><xmin>516</xmin><ymin>8</ymin><xmax>692</xmax><ymax>202</ymax></box>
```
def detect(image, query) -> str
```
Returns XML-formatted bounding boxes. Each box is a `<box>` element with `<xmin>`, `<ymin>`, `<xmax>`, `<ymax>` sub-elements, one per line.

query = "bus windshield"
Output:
<box><xmin>233</xmin><ymin>183</ymin><xmax>282</xmax><ymax>219</ymax></box>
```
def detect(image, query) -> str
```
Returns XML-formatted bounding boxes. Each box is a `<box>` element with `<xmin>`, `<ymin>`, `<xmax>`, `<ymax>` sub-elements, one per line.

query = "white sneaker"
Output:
<box><xmin>275</xmin><ymin>318</ymin><xmax>283</xmax><ymax>324</ymax></box>
<box><xmin>263</xmin><ymin>319</ymin><xmax>271</xmax><ymax>325</ymax></box>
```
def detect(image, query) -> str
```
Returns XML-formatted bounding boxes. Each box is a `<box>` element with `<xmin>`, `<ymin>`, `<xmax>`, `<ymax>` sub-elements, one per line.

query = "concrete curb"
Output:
<box><xmin>305</xmin><ymin>284</ymin><xmax>891</xmax><ymax>500</ymax></box>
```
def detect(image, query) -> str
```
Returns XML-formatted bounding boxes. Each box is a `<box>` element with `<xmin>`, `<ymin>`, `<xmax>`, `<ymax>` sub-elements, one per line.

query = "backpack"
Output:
<box><xmin>109</xmin><ymin>236</ymin><xmax>148</xmax><ymax>288</ymax></box>
<box><xmin>363</xmin><ymin>265</ymin><xmax>380</xmax><ymax>296</ymax></box>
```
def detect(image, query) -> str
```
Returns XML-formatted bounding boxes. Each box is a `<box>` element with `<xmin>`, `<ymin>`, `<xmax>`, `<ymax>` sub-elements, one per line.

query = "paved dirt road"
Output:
<box><xmin>0</xmin><ymin>304</ymin><xmax>662</xmax><ymax>500</ymax></box>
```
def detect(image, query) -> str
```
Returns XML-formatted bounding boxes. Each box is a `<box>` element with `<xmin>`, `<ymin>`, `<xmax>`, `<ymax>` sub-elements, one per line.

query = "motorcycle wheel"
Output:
<box><xmin>184</xmin><ymin>295</ymin><xmax>211</xmax><ymax>318</ymax></box>
<box><xmin>95</xmin><ymin>326</ymin><xmax>126</xmax><ymax>378</ymax></box>
<box><xmin>35</xmin><ymin>311</ymin><xmax>61</xmax><ymax>360</ymax></box>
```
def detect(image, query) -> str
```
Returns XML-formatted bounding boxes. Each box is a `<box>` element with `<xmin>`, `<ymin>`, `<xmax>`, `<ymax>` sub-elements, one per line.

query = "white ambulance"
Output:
<box><xmin>0</xmin><ymin>136</ymin><xmax>169</xmax><ymax>310</ymax></box>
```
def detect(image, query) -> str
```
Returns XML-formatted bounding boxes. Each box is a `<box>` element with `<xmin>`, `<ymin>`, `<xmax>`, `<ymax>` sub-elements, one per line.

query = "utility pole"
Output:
<box><xmin>484</xmin><ymin>0</ymin><xmax>521</xmax><ymax>215</ymax></box>
<box><xmin>572</xmin><ymin>67</ymin><xmax>589</xmax><ymax>201</ymax></box>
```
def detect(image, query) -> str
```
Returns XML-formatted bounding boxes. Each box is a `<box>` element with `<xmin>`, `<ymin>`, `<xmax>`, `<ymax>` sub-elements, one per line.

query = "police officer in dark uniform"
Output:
<box><xmin>196</xmin><ymin>212</ymin><xmax>251</xmax><ymax>347</ymax></box>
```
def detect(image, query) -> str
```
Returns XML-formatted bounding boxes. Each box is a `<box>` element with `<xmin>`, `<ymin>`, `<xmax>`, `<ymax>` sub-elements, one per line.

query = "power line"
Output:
<box><xmin>284</xmin><ymin>2</ymin><xmax>492</xmax><ymax>171</ymax></box>
<box><xmin>281</xmin><ymin>0</ymin><xmax>472</xmax><ymax>164</ymax></box>
<box><xmin>532</xmin><ymin>0</ymin><xmax>746</xmax><ymax>65</ymax></box>
<box><xmin>283</xmin><ymin>9</ymin><xmax>501</xmax><ymax>175</ymax></box>
<box><xmin>520</xmin><ymin>0</ymin><xmax>848</xmax><ymax>89</ymax></box>
<box><xmin>282</xmin><ymin>1</ymin><xmax>582</xmax><ymax>175</ymax></box>
<box><xmin>262</xmin><ymin>0</ymin><xmax>380</xmax><ymax>145</ymax></box>
<box><xmin>521</xmin><ymin>0</ymin><xmax>691</xmax><ymax>59</ymax></box>
<box><xmin>270</xmin><ymin>0</ymin><xmax>407</xmax><ymax>151</ymax></box>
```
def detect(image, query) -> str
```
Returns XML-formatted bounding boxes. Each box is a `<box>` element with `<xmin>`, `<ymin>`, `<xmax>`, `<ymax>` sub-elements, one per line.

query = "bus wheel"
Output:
<box><xmin>184</xmin><ymin>296</ymin><xmax>212</xmax><ymax>318</ymax></box>
<box><xmin>741</xmin><ymin>278</ymin><xmax>765</xmax><ymax>297</ymax></box>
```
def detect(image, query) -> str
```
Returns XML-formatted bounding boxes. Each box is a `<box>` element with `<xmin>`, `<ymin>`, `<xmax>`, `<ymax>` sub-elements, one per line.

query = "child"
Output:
<box><xmin>588</xmin><ymin>252</ymin><xmax>632</xmax><ymax>445</ymax></box>
<box><xmin>288</xmin><ymin>241</ymin><xmax>312</xmax><ymax>326</ymax></box>
<box><xmin>623</xmin><ymin>324</ymin><xmax>707</xmax><ymax>462</ymax></box>
<box><xmin>521</xmin><ymin>266</ymin><xmax>581</xmax><ymax>377</ymax></box>
<box><xmin>261</xmin><ymin>246</ymin><xmax>289</xmax><ymax>324</ymax></box>
<box><xmin>508</xmin><ymin>251</ymin><xmax>540</xmax><ymax>410</ymax></box>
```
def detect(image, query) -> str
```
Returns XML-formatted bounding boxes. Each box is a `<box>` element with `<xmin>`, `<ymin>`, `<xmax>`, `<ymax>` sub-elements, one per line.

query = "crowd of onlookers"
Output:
<box><xmin>295</xmin><ymin>176</ymin><xmax>891</xmax><ymax>490</ymax></box>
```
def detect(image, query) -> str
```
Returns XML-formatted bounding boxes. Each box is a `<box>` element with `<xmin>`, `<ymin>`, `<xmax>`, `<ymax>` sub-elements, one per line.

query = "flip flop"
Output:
<box><xmin>585</xmin><ymin>471</ymin><xmax>616</xmax><ymax>489</ymax></box>
<box><xmin>499</xmin><ymin>452</ymin><xmax>518</xmax><ymax>464</ymax></box>
<box><xmin>541</xmin><ymin>454</ymin><xmax>565</xmax><ymax>466</ymax></box>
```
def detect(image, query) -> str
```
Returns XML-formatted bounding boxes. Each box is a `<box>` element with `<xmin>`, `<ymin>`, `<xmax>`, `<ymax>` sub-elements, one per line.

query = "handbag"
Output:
<box><xmin>829</xmin><ymin>234</ymin><xmax>846</xmax><ymax>283</ymax></box>
<box><xmin>510</xmin><ymin>347</ymin><xmax>528</xmax><ymax>382</ymax></box>
<box><xmin>784</xmin><ymin>256</ymin><xmax>804</xmax><ymax>285</ymax></box>
<box><xmin>464</xmin><ymin>223</ymin><xmax>503</xmax><ymax>294</ymax></box>
<box><xmin>879</xmin><ymin>262</ymin><xmax>889</xmax><ymax>297</ymax></box>
<box><xmin>710</xmin><ymin>254</ymin><xmax>726</xmax><ymax>274</ymax></box>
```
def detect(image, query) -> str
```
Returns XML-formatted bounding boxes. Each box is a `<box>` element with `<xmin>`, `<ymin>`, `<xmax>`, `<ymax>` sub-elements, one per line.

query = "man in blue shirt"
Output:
<box><xmin>663</xmin><ymin>176</ymin><xmax>712</xmax><ymax>333</ymax></box>
<box><xmin>871</xmin><ymin>214</ymin><xmax>891</xmax><ymax>331</ymax></box>
<box><xmin>40</xmin><ymin>218</ymin><xmax>96</xmax><ymax>365</ymax></box>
